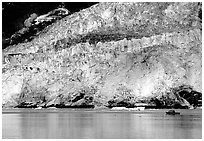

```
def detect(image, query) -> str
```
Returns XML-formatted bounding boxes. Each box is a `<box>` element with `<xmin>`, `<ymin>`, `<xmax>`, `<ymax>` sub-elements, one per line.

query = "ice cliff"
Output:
<box><xmin>2</xmin><ymin>2</ymin><xmax>202</xmax><ymax>108</ymax></box>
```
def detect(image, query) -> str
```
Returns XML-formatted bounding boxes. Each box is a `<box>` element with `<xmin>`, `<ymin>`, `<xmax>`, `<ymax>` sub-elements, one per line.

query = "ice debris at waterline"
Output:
<box><xmin>2</xmin><ymin>2</ymin><xmax>202</xmax><ymax>109</ymax></box>
<box><xmin>111</xmin><ymin>107</ymin><xmax>145</xmax><ymax>111</ymax></box>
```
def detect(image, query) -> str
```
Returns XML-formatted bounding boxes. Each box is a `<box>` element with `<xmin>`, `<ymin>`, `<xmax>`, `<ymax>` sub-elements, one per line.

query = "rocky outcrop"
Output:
<box><xmin>4</xmin><ymin>7</ymin><xmax>70</xmax><ymax>47</ymax></box>
<box><xmin>2</xmin><ymin>2</ymin><xmax>202</xmax><ymax>108</ymax></box>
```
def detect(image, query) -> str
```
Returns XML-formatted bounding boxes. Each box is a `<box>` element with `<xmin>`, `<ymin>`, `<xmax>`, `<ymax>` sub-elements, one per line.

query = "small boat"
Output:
<box><xmin>197</xmin><ymin>106</ymin><xmax>202</xmax><ymax>109</ymax></box>
<box><xmin>166</xmin><ymin>110</ymin><xmax>180</xmax><ymax>115</ymax></box>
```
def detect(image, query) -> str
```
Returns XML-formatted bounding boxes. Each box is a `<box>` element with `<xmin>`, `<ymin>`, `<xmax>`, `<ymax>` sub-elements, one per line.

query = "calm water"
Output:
<box><xmin>2</xmin><ymin>108</ymin><xmax>202</xmax><ymax>139</ymax></box>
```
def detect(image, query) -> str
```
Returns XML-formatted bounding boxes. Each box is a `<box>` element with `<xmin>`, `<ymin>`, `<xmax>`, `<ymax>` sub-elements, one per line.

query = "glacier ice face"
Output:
<box><xmin>2</xmin><ymin>2</ymin><xmax>202</xmax><ymax>108</ymax></box>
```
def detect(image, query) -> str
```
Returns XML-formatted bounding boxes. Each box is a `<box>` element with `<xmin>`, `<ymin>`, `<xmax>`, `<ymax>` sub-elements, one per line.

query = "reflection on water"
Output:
<box><xmin>2</xmin><ymin>109</ymin><xmax>202</xmax><ymax>139</ymax></box>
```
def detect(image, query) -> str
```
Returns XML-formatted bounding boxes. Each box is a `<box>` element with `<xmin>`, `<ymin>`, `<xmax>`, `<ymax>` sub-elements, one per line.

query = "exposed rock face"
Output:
<box><xmin>2</xmin><ymin>2</ymin><xmax>202</xmax><ymax>108</ymax></box>
<box><xmin>4</xmin><ymin>7</ymin><xmax>70</xmax><ymax>47</ymax></box>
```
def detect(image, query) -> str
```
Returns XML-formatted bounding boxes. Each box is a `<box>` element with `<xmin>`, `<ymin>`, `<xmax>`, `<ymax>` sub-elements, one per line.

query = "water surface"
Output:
<box><xmin>2</xmin><ymin>108</ymin><xmax>202</xmax><ymax>139</ymax></box>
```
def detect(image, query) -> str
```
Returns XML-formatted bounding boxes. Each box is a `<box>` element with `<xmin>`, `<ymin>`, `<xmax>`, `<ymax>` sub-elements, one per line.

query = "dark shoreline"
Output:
<box><xmin>2</xmin><ymin>107</ymin><xmax>202</xmax><ymax>113</ymax></box>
